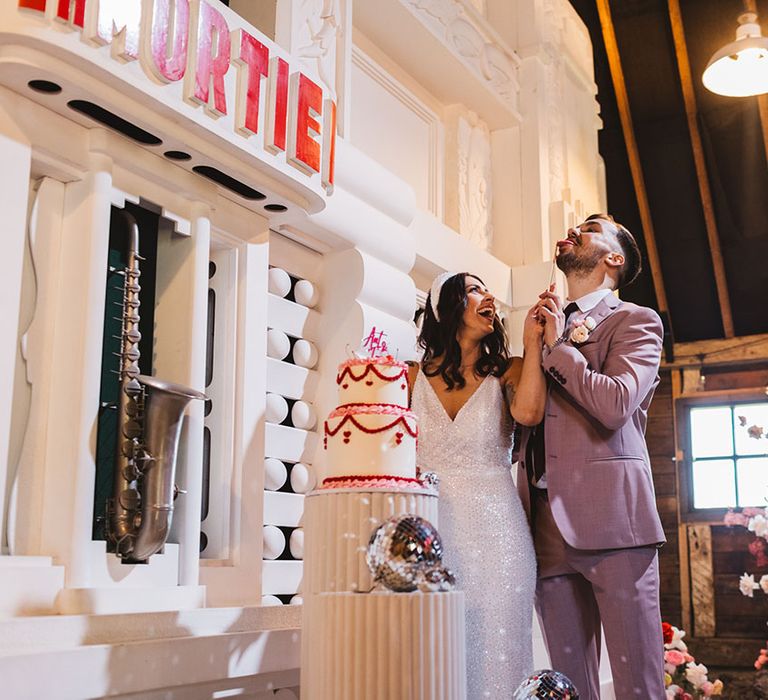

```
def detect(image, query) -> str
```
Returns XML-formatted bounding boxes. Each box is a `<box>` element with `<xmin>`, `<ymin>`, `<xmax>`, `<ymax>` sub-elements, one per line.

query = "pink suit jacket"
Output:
<box><xmin>517</xmin><ymin>293</ymin><xmax>666</xmax><ymax>550</ymax></box>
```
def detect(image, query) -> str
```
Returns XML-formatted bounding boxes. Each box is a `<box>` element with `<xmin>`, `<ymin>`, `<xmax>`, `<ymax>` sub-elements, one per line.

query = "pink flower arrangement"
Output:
<box><xmin>663</xmin><ymin>622</ymin><xmax>723</xmax><ymax>698</ymax></box>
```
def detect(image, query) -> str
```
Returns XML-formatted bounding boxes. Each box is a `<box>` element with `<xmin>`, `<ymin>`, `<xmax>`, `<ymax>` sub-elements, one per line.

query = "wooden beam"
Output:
<box><xmin>596</xmin><ymin>0</ymin><xmax>669</xmax><ymax>314</ymax></box>
<box><xmin>688</xmin><ymin>524</ymin><xmax>716</xmax><ymax>637</ymax></box>
<box><xmin>665</xmin><ymin>333</ymin><xmax>768</xmax><ymax>368</ymax></box>
<box><xmin>668</xmin><ymin>0</ymin><xmax>735</xmax><ymax>338</ymax></box>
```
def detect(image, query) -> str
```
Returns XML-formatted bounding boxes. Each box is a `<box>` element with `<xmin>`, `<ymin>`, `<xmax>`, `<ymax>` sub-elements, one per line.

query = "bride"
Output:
<box><xmin>408</xmin><ymin>271</ymin><xmax>545</xmax><ymax>697</ymax></box>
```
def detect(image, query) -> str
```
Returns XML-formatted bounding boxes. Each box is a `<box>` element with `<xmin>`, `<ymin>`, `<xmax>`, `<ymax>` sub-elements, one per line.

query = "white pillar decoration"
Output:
<box><xmin>156</xmin><ymin>202</ymin><xmax>210</xmax><ymax>588</ymax></box>
<box><xmin>36</xmin><ymin>160</ymin><xmax>114</xmax><ymax>588</ymax></box>
<box><xmin>0</xmin><ymin>114</ymin><xmax>32</xmax><ymax>555</ymax></box>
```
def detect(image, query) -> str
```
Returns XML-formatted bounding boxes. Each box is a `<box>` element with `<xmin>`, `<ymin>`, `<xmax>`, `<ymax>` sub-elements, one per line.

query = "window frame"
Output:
<box><xmin>678</xmin><ymin>389</ymin><xmax>768</xmax><ymax>523</ymax></box>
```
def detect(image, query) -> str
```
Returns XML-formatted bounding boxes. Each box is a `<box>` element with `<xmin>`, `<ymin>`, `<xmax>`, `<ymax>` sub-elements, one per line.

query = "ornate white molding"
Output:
<box><xmin>457</xmin><ymin>110</ymin><xmax>492</xmax><ymax>250</ymax></box>
<box><xmin>294</xmin><ymin>0</ymin><xmax>342</xmax><ymax>97</ymax></box>
<box><xmin>351</xmin><ymin>45</ymin><xmax>443</xmax><ymax>217</ymax></box>
<box><xmin>402</xmin><ymin>0</ymin><xmax>519</xmax><ymax>107</ymax></box>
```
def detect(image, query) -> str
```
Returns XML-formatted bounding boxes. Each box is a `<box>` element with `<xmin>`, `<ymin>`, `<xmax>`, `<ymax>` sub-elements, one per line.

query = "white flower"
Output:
<box><xmin>749</xmin><ymin>514</ymin><xmax>768</xmax><ymax>539</ymax></box>
<box><xmin>666</xmin><ymin>685</ymin><xmax>681</xmax><ymax>700</ymax></box>
<box><xmin>685</xmin><ymin>662</ymin><xmax>709</xmax><ymax>688</ymax></box>
<box><xmin>569</xmin><ymin>325</ymin><xmax>590</xmax><ymax>344</ymax></box>
<box><xmin>584</xmin><ymin>316</ymin><xmax>597</xmax><ymax>330</ymax></box>
<box><xmin>740</xmin><ymin>572</ymin><xmax>760</xmax><ymax>597</ymax></box>
<box><xmin>668</xmin><ymin>626</ymin><xmax>688</xmax><ymax>652</ymax></box>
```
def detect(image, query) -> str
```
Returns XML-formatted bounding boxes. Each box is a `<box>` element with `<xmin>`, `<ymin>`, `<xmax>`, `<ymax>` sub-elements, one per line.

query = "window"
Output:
<box><xmin>688</xmin><ymin>401</ymin><xmax>768</xmax><ymax>510</ymax></box>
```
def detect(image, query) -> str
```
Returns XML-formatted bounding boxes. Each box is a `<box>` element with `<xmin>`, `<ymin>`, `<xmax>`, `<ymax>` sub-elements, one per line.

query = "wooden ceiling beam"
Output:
<box><xmin>595</xmin><ymin>0</ymin><xmax>669</xmax><ymax>315</ymax></box>
<box><xmin>668</xmin><ymin>0</ymin><xmax>735</xmax><ymax>338</ymax></box>
<box><xmin>663</xmin><ymin>333</ymin><xmax>768</xmax><ymax>368</ymax></box>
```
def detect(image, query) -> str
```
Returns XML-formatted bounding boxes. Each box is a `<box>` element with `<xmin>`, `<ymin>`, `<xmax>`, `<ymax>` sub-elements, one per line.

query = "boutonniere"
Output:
<box><xmin>568</xmin><ymin>316</ymin><xmax>596</xmax><ymax>344</ymax></box>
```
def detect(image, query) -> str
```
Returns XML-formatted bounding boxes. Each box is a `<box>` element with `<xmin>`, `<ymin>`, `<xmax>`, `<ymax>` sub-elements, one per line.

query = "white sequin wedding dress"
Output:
<box><xmin>411</xmin><ymin>371</ymin><xmax>537</xmax><ymax>698</ymax></box>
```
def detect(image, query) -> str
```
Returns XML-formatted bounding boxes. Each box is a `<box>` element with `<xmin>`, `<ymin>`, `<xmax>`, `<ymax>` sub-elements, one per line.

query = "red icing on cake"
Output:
<box><xmin>336</xmin><ymin>357</ymin><xmax>408</xmax><ymax>386</ymax></box>
<box><xmin>320</xmin><ymin>474</ymin><xmax>427</xmax><ymax>490</ymax></box>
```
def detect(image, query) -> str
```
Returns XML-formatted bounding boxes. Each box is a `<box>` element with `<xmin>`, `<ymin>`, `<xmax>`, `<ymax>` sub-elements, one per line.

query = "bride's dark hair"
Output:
<box><xmin>418</xmin><ymin>272</ymin><xmax>510</xmax><ymax>390</ymax></box>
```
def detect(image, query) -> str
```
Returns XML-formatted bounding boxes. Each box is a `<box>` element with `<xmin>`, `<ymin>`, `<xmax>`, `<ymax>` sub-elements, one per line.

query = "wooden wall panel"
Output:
<box><xmin>712</xmin><ymin>525</ymin><xmax>768</xmax><ymax>638</ymax></box>
<box><xmin>648</xmin><ymin>371</ymin><xmax>683</xmax><ymax>627</ymax></box>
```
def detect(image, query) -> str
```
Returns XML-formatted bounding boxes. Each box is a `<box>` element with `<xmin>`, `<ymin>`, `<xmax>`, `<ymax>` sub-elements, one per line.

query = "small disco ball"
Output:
<box><xmin>512</xmin><ymin>670</ymin><xmax>579</xmax><ymax>699</ymax></box>
<box><xmin>417</xmin><ymin>563</ymin><xmax>455</xmax><ymax>592</ymax></box>
<box><xmin>366</xmin><ymin>515</ymin><xmax>445</xmax><ymax>592</ymax></box>
<box><xmin>418</xmin><ymin>469</ymin><xmax>440</xmax><ymax>492</ymax></box>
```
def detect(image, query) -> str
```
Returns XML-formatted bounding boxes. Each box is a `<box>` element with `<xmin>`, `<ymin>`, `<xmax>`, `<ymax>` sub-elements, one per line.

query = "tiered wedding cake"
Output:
<box><xmin>301</xmin><ymin>356</ymin><xmax>467</xmax><ymax>699</ymax></box>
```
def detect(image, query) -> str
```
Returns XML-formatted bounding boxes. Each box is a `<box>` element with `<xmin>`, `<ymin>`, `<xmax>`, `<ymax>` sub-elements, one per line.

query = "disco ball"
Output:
<box><xmin>512</xmin><ymin>670</ymin><xmax>579</xmax><ymax>699</ymax></box>
<box><xmin>366</xmin><ymin>515</ymin><xmax>446</xmax><ymax>592</ymax></box>
<box><xmin>417</xmin><ymin>563</ymin><xmax>456</xmax><ymax>592</ymax></box>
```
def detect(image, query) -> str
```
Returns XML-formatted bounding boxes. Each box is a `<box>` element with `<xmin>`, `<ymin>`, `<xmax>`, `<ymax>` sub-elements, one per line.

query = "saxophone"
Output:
<box><xmin>106</xmin><ymin>212</ymin><xmax>205</xmax><ymax>563</ymax></box>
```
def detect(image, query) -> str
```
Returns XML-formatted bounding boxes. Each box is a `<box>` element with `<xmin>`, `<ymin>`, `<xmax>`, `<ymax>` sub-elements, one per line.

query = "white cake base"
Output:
<box><xmin>303</xmin><ymin>488</ymin><xmax>439</xmax><ymax>594</ymax></box>
<box><xmin>301</xmin><ymin>591</ymin><xmax>466</xmax><ymax>700</ymax></box>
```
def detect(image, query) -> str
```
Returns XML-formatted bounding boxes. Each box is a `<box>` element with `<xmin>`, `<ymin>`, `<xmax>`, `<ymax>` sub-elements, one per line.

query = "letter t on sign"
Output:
<box><xmin>231</xmin><ymin>29</ymin><xmax>269</xmax><ymax>137</ymax></box>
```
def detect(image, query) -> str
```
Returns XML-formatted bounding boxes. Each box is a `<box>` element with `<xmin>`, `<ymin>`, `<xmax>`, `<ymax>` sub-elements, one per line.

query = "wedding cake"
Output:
<box><xmin>300</xmin><ymin>355</ymin><xmax>467</xmax><ymax>699</ymax></box>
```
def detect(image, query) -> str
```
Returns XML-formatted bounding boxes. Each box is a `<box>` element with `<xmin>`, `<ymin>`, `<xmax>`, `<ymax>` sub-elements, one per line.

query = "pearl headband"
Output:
<box><xmin>429</xmin><ymin>271</ymin><xmax>457</xmax><ymax>322</ymax></box>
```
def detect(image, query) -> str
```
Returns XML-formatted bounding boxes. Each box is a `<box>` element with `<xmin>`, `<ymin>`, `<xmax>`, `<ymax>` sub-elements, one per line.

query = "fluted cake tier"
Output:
<box><xmin>301</xmin><ymin>591</ymin><xmax>467</xmax><ymax>700</ymax></box>
<box><xmin>303</xmin><ymin>488</ymin><xmax>439</xmax><ymax>595</ymax></box>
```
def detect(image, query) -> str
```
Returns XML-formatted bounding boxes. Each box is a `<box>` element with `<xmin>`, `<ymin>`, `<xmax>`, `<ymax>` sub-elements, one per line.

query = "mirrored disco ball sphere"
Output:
<box><xmin>512</xmin><ymin>670</ymin><xmax>579</xmax><ymax>700</ymax></box>
<box><xmin>366</xmin><ymin>515</ymin><xmax>444</xmax><ymax>592</ymax></box>
<box><xmin>417</xmin><ymin>564</ymin><xmax>456</xmax><ymax>592</ymax></box>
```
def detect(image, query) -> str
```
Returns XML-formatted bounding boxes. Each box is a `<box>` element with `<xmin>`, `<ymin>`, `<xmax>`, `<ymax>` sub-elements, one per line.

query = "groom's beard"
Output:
<box><xmin>556</xmin><ymin>248</ymin><xmax>603</xmax><ymax>277</ymax></box>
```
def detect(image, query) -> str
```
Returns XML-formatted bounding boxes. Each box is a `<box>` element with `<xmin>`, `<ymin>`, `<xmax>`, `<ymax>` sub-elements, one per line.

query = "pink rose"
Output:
<box><xmin>684</xmin><ymin>653</ymin><xmax>694</xmax><ymax>663</ymax></box>
<box><xmin>700</xmin><ymin>681</ymin><xmax>714</xmax><ymax>696</ymax></box>
<box><xmin>665</xmin><ymin>649</ymin><xmax>686</xmax><ymax>666</ymax></box>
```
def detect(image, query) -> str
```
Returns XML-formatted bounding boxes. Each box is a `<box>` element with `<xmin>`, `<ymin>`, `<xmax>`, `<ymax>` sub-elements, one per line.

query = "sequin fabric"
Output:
<box><xmin>412</xmin><ymin>371</ymin><xmax>537</xmax><ymax>698</ymax></box>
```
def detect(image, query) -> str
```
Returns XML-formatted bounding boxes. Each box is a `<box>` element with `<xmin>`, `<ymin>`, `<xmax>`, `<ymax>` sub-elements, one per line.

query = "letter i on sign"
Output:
<box><xmin>264</xmin><ymin>56</ymin><xmax>288</xmax><ymax>154</ymax></box>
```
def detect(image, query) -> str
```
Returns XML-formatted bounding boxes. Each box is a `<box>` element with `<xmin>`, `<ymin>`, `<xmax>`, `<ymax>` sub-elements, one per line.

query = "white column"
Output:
<box><xmin>199</xmin><ymin>238</ymin><xmax>270</xmax><ymax>606</ymax></box>
<box><xmin>0</xmin><ymin>110</ymin><xmax>31</xmax><ymax>554</ymax></box>
<box><xmin>37</xmin><ymin>160</ymin><xmax>114</xmax><ymax>587</ymax></box>
<box><xmin>156</xmin><ymin>203</ymin><xmax>210</xmax><ymax>587</ymax></box>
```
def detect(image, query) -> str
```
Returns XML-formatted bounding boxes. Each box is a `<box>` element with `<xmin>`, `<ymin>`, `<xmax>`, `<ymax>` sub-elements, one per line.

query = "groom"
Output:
<box><xmin>518</xmin><ymin>213</ymin><xmax>666</xmax><ymax>699</ymax></box>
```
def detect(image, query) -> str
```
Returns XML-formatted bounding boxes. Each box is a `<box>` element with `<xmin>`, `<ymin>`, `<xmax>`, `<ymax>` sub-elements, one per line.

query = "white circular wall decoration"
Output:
<box><xmin>291</xmin><ymin>400</ymin><xmax>316</xmax><ymax>430</ymax></box>
<box><xmin>268</xmin><ymin>267</ymin><xmax>292</xmax><ymax>297</ymax></box>
<box><xmin>263</xmin><ymin>525</ymin><xmax>286</xmax><ymax>560</ymax></box>
<box><xmin>265</xmin><ymin>393</ymin><xmax>289</xmax><ymax>424</ymax></box>
<box><xmin>292</xmin><ymin>338</ymin><xmax>318</xmax><ymax>368</ymax></box>
<box><xmin>290</xmin><ymin>462</ymin><xmax>315</xmax><ymax>493</ymax></box>
<box><xmin>289</xmin><ymin>528</ymin><xmax>304</xmax><ymax>559</ymax></box>
<box><xmin>266</xmin><ymin>328</ymin><xmax>291</xmax><ymax>360</ymax></box>
<box><xmin>264</xmin><ymin>457</ymin><xmax>288</xmax><ymax>491</ymax></box>
<box><xmin>293</xmin><ymin>279</ymin><xmax>318</xmax><ymax>307</ymax></box>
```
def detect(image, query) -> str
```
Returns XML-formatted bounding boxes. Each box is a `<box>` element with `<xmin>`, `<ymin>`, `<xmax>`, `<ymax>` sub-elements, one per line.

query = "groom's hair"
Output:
<box><xmin>585</xmin><ymin>213</ymin><xmax>642</xmax><ymax>289</ymax></box>
<box><xmin>419</xmin><ymin>272</ymin><xmax>510</xmax><ymax>391</ymax></box>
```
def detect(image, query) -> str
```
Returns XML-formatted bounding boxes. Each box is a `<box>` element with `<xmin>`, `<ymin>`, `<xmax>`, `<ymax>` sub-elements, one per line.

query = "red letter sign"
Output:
<box><xmin>231</xmin><ymin>29</ymin><xmax>269</xmax><ymax>137</ymax></box>
<box><xmin>185</xmin><ymin>0</ymin><xmax>231</xmax><ymax>116</ymax></box>
<box><xmin>288</xmin><ymin>73</ymin><xmax>322</xmax><ymax>174</ymax></box>
<box><xmin>142</xmin><ymin>0</ymin><xmax>189</xmax><ymax>83</ymax></box>
<box><xmin>264</xmin><ymin>56</ymin><xmax>288</xmax><ymax>154</ymax></box>
<box><xmin>85</xmin><ymin>0</ymin><xmax>142</xmax><ymax>61</ymax></box>
<box><xmin>18</xmin><ymin>0</ymin><xmax>46</xmax><ymax>12</ymax></box>
<box><xmin>321</xmin><ymin>98</ymin><xmax>336</xmax><ymax>194</ymax></box>
<box><xmin>56</xmin><ymin>0</ymin><xmax>86</xmax><ymax>28</ymax></box>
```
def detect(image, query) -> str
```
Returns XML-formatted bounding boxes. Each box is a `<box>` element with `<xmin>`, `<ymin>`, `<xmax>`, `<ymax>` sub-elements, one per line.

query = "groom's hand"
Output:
<box><xmin>536</xmin><ymin>289</ymin><xmax>565</xmax><ymax>349</ymax></box>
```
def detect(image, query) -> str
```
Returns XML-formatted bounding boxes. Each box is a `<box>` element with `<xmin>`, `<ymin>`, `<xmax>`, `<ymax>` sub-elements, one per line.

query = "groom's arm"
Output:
<box><xmin>542</xmin><ymin>306</ymin><xmax>663</xmax><ymax>431</ymax></box>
